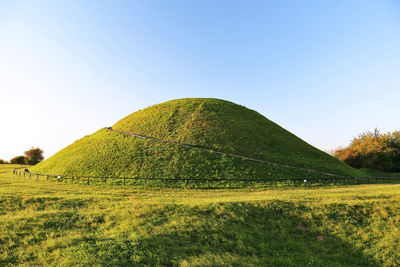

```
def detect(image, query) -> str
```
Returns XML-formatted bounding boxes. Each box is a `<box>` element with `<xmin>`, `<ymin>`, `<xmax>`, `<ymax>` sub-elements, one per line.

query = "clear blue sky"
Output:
<box><xmin>1</xmin><ymin>0</ymin><xmax>400</xmax><ymax>160</ymax></box>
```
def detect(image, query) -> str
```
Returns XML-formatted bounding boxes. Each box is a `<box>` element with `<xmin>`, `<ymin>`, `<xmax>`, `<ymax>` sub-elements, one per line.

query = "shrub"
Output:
<box><xmin>10</xmin><ymin>156</ymin><xmax>26</xmax><ymax>164</ymax></box>
<box><xmin>334</xmin><ymin>129</ymin><xmax>400</xmax><ymax>172</ymax></box>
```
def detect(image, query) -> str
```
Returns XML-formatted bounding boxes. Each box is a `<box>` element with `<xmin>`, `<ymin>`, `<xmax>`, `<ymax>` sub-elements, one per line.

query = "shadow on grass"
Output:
<box><xmin>66</xmin><ymin>201</ymin><xmax>379</xmax><ymax>266</ymax></box>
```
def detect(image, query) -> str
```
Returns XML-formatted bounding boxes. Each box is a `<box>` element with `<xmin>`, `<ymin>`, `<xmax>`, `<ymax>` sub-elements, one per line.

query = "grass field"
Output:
<box><xmin>1</xmin><ymin>164</ymin><xmax>399</xmax><ymax>266</ymax></box>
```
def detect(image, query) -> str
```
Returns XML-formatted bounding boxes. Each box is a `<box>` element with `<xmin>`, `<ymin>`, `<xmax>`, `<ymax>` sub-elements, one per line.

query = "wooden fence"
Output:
<box><xmin>11</xmin><ymin>168</ymin><xmax>400</xmax><ymax>188</ymax></box>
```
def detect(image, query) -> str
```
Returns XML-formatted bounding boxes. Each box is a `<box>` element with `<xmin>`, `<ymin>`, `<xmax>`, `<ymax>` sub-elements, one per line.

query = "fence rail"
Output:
<box><xmin>11</xmin><ymin>168</ymin><xmax>400</xmax><ymax>188</ymax></box>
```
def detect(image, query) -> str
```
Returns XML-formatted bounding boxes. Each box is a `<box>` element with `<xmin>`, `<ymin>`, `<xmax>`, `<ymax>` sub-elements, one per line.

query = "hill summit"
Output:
<box><xmin>32</xmin><ymin>98</ymin><xmax>362</xmax><ymax>179</ymax></box>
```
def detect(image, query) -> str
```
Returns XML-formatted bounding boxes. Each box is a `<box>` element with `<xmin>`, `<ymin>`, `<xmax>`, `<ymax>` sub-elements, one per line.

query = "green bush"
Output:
<box><xmin>10</xmin><ymin>156</ymin><xmax>26</xmax><ymax>164</ymax></box>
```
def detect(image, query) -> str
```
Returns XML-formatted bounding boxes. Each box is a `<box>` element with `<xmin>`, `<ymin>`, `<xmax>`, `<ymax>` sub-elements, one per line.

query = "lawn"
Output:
<box><xmin>0</xmin><ymin>164</ymin><xmax>399</xmax><ymax>266</ymax></box>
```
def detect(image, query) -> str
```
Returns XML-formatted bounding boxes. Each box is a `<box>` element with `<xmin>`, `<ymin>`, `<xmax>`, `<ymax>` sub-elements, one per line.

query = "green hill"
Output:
<box><xmin>31</xmin><ymin>98</ymin><xmax>363</xmax><ymax>179</ymax></box>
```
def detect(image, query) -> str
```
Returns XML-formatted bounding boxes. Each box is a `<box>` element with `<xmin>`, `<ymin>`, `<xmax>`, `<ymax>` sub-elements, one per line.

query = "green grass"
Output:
<box><xmin>32</xmin><ymin>98</ymin><xmax>363</xmax><ymax>179</ymax></box>
<box><xmin>1</xmin><ymin>165</ymin><xmax>399</xmax><ymax>266</ymax></box>
<box><xmin>30</xmin><ymin>128</ymin><xmax>343</xmax><ymax>181</ymax></box>
<box><xmin>361</xmin><ymin>168</ymin><xmax>400</xmax><ymax>178</ymax></box>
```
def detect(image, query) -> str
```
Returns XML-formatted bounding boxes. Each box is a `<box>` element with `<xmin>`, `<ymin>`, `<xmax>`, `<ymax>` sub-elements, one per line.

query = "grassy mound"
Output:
<box><xmin>32</xmin><ymin>98</ymin><xmax>363</xmax><ymax>178</ymax></box>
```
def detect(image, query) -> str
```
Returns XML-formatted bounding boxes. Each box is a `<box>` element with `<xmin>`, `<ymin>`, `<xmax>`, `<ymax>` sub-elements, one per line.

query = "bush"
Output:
<box><xmin>10</xmin><ymin>156</ymin><xmax>26</xmax><ymax>164</ymax></box>
<box><xmin>334</xmin><ymin>129</ymin><xmax>400</xmax><ymax>172</ymax></box>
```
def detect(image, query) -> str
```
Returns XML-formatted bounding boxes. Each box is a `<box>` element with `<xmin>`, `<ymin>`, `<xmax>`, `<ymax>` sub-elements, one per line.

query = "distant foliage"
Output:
<box><xmin>0</xmin><ymin>159</ymin><xmax>7</xmax><ymax>164</ymax></box>
<box><xmin>24</xmin><ymin>147</ymin><xmax>44</xmax><ymax>165</ymax></box>
<box><xmin>10</xmin><ymin>156</ymin><xmax>26</xmax><ymax>164</ymax></box>
<box><xmin>334</xmin><ymin>129</ymin><xmax>400</xmax><ymax>172</ymax></box>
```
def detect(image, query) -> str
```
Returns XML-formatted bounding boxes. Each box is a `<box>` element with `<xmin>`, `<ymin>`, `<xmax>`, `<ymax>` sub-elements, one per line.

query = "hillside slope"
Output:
<box><xmin>32</xmin><ymin>98</ymin><xmax>363</xmax><ymax>178</ymax></box>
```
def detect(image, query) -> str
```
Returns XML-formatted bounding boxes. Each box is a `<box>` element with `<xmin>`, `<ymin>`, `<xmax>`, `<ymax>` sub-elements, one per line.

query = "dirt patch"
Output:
<box><xmin>297</xmin><ymin>223</ymin><xmax>308</xmax><ymax>232</ymax></box>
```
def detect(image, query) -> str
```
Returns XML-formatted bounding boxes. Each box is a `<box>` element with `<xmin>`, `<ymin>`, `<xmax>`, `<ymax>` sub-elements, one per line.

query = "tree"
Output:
<box><xmin>385</xmin><ymin>131</ymin><xmax>400</xmax><ymax>171</ymax></box>
<box><xmin>0</xmin><ymin>159</ymin><xmax>7</xmax><ymax>164</ymax></box>
<box><xmin>24</xmin><ymin>147</ymin><xmax>44</xmax><ymax>165</ymax></box>
<box><xmin>10</xmin><ymin>156</ymin><xmax>26</xmax><ymax>164</ymax></box>
<box><xmin>334</xmin><ymin>128</ymin><xmax>399</xmax><ymax>172</ymax></box>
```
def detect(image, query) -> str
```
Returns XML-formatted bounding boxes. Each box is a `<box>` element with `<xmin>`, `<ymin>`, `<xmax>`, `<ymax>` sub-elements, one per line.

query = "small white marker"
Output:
<box><xmin>304</xmin><ymin>179</ymin><xmax>307</xmax><ymax>183</ymax></box>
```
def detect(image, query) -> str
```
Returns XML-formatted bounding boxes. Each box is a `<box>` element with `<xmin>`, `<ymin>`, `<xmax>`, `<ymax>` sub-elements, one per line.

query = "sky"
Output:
<box><xmin>1</xmin><ymin>0</ymin><xmax>400</xmax><ymax>161</ymax></box>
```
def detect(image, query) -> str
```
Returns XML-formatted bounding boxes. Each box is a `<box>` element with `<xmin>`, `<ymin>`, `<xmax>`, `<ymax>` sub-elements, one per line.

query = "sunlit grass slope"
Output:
<box><xmin>114</xmin><ymin>98</ymin><xmax>361</xmax><ymax>175</ymax></box>
<box><xmin>30</xmin><ymin>129</ymin><xmax>326</xmax><ymax>179</ymax></box>
<box><xmin>33</xmin><ymin>98</ymin><xmax>363</xmax><ymax>178</ymax></box>
<box><xmin>1</xmin><ymin>165</ymin><xmax>399</xmax><ymax>266</ymax></box>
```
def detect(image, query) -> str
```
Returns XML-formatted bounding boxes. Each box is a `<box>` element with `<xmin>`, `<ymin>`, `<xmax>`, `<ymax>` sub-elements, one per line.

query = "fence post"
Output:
<box><xmin>87</xmin><ymin>177</ymin><xmax>90</xmax><ymax>185</ymax></box>
<box><xmin>104</xmin><ymin>177</ymin><xmax>107</xmax><ymax>184</ymax></box>
<box><xmin>123</xmin><ymin>178</ymin><xmax>126</xmax><ymax>185</ymax></box>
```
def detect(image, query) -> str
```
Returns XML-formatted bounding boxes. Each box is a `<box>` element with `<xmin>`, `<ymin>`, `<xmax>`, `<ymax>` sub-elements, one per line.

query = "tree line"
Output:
<box><xmin>0</xmin><ymin>147</ymin><xmax>44</xmax><ymax>165</ymax></box>
<box><xmin>334</xmin><ymin>129</ymin><xmax>400</xmax><ymax>172</ymax></box>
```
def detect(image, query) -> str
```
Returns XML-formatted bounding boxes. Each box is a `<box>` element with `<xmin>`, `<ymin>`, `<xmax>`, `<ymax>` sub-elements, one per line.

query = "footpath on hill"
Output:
<box><xmin>106</xmin><ymin>127</ymin><xmax>337</xmax><ymax>177</ymax></box>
